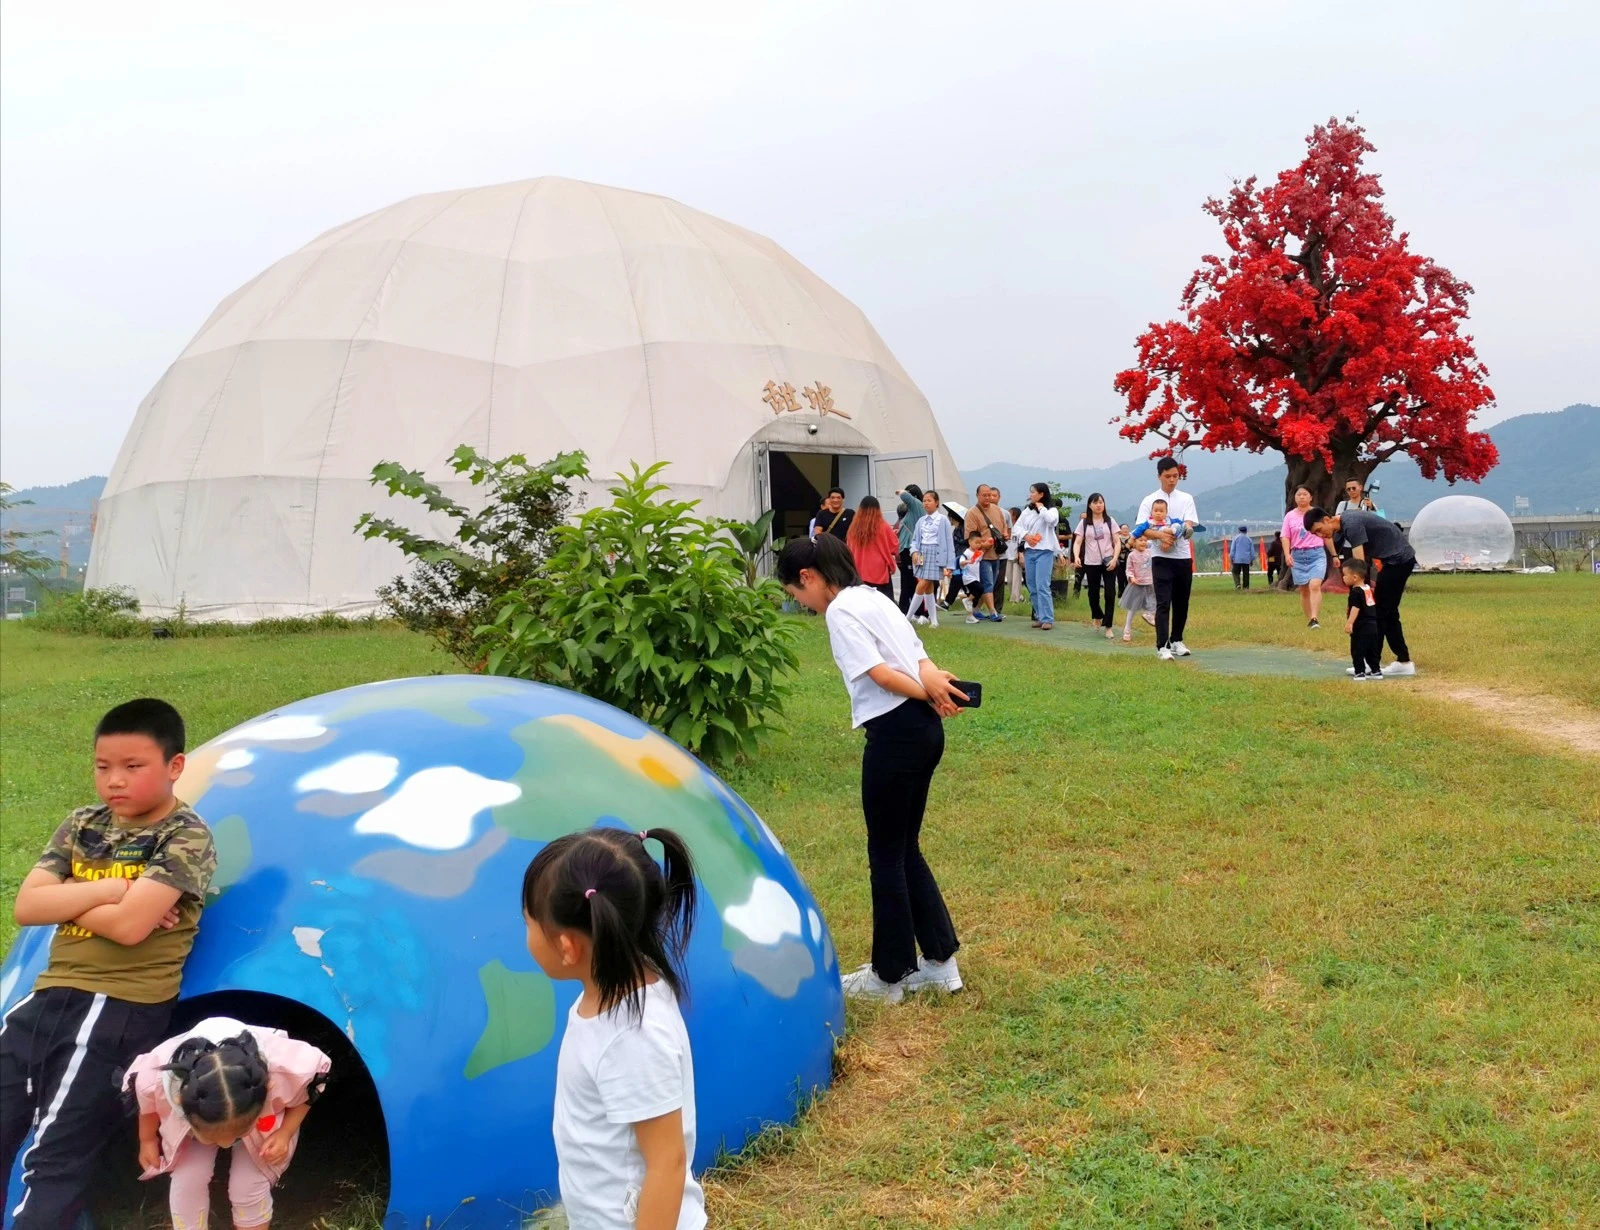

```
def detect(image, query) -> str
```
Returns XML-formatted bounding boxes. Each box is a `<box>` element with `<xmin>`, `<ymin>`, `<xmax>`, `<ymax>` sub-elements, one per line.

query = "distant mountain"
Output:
<box><xmin>1188</xmin><ymin>404</ymin><xmax>1597</xmax><ymax>521</ymax></box>
<box><xmin>962</xmin><ymin>451</ymin><xmax>1277</xmax><ymax>512</ymax></box>
<box><xmin>0</xmin><ymin>475</ymin><xmax>106</xmax><ymax>571</ymax></box>
<box><xmin>963</xmin><ymin>405</ymin><xmax>1596</xmax><ymax>524</ymax></box>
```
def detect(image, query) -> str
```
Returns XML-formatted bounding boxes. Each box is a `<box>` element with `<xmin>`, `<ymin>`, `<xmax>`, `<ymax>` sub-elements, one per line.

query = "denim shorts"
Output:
<box><xmin>979</xmin><ymin>559</ymin><xmax>998</xmax><ymax>594</ymax></box>
<box><xmin>1291</xmin><ymin>546</ymin><xmax>1327</xmax><ymax>585</ymax></box>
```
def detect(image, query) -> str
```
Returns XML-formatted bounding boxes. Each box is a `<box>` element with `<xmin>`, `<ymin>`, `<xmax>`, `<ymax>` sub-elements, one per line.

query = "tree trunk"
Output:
<box><xmin>1276</xmin><ymin>450</ymin><xmax>1378</xmax><ymax>592</ymax></box>
<box><xmin>1280</xmin><ymin>451</ymin><xmax>1377</xmax><ymax>515</ymax></box>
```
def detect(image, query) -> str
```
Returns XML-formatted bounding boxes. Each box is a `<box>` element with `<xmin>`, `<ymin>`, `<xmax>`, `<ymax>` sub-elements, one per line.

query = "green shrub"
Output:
<box><xmin>32</xmin><ymin>586</ymin><xmax>145</xmax><ymax>636</ymax></box>
<box><xmin>29</xmin><ymin>588</ymin><xmax>385</xmax><ymax>639</ymax></box>
<box><xmin>482</xmin><ymin>463</ymin><xmax>799</xmax><ymax>764</ymax></box>
<box><xmin>356</xmin><ymin>445</ymin><xmax>588</xmax><ymax>665</ymax></box>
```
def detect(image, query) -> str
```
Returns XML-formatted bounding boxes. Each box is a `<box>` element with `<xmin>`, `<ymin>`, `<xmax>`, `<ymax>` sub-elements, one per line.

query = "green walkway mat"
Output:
<box><xmin>943</xmin><ymin>610</ymin><xmax>1370</xmax><ymax>681</ymax></box>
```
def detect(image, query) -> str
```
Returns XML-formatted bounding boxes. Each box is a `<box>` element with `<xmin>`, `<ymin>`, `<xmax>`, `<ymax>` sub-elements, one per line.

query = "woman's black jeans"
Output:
<box><xmin>896</xmin><ymin>548</ymin><xmax>916</xmax><ymax>613</ymax></box>
<box><xmin>1082</xmin><ymin>561</ymin><xmax>1116</xmax><ymax>627</ymax></box>
<box><xmin>860</xmin><ymin>699</ymin><xmax>960</xmax><ymax>983</ymax></box>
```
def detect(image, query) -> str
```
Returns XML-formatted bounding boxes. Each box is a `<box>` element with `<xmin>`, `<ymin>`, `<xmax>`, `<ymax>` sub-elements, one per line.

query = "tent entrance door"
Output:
<box><xmin>764</xmin><ymin>449</ymin><xmax>872</xmax><ymax>548</ymax></box>
<box><xmin>867</xmin><ymin>451</ymin><xmax>935</xmax><ymax>502</ymax></box>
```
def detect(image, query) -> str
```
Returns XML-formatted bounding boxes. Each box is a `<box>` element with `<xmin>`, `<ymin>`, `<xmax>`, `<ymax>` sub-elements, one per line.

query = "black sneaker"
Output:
<box><xmin>1308</xmin><ymin>619</ymin><xmax>1320</xmax><ymax>629</ymax></box>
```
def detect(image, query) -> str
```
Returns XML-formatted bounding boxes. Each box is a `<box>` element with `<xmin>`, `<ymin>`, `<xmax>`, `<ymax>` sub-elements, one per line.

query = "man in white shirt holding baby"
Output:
<box><xmin>1135</xmin><ymin>457</ymin><xmax>1199</xmax><ymax>661</ymax></box>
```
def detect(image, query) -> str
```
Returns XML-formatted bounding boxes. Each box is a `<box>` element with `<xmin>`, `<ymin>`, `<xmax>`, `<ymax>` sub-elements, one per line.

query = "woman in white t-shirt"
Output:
<box><xmin>523</xmin><ymin>826</ymin><xmax>706</xmax><ymax>1230</ymax></box>
<box><xmin>1013</xmin><ymin>482</ymin><xmax>1062</xmax><ymax>631</ymax></box>
<box><xmin>778</xmin><ymin>534</ymin><xmax>966</xmax><ymax>1004</ymax></box>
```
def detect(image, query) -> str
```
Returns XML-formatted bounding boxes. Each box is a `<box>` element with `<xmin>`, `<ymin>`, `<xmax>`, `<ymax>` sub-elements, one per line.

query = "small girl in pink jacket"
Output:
<box><xmin>123</xmin><ymin>1016</ymin><xmax>331</xmax><ymax>1229</ymax></box>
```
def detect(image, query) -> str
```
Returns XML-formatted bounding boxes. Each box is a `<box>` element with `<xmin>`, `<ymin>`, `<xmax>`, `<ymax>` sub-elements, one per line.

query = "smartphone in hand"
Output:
<box><xmin>949</xmin><ymin>680</ymin><xmax>982</xmax><ymax>709</ymax></box>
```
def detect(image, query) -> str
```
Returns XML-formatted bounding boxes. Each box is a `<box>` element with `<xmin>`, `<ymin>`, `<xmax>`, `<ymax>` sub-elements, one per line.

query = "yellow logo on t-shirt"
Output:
<box><xmin>58</xmin><ymin>855</ymin><xmax>147</xmax><ymax>937</ymax></box>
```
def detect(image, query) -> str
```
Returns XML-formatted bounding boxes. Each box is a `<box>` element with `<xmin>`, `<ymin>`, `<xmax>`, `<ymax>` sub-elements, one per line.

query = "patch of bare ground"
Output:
<box><xmin>1414</xmin><ymin>680</ymin><xmax>1600</xmax><ymax>762</ymax></box>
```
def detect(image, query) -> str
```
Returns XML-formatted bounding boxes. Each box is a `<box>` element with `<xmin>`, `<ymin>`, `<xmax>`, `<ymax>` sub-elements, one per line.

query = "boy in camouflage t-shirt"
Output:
<box><xmin>1</xmin><ymin>699</ymin><xmax>214</xmax><ymax>1228</ymax></box>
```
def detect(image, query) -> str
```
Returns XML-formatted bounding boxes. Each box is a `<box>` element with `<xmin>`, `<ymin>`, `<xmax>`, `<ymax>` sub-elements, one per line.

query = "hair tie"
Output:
<box><xmin>638</xmin><ymin>831</ymin><xmax>649</xmax><ymax>842</ymax></box>
<box><xmin>584</xmin><ymin>888</ymin><xmax>597</xmax><ymax>899</ymax></box>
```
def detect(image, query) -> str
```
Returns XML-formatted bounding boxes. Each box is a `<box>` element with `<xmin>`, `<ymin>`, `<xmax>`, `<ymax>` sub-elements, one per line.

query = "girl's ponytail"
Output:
<box><xmin>585</xmin><ymin>886</ymin><xmax>649</xmax><ymax>1021</ymax></box>
<box><xmin>522</xmin><ymin>825</ymin><xmax>701</xmax><ymax>1019</ymax></box>
<box><xmin>642</xmin><ymin>827</ymin><xmax>698</xmax><ymax>977</ymax></box>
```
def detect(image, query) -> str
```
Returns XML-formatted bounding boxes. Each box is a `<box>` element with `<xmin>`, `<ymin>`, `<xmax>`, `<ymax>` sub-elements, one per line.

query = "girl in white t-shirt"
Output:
<box><xmin>523</xmin><ymin>826</ymin><xmax>706</xmax><ymax>1230</ymax></box>
<box><xmin>777</xmin><ymin>534</ymin><xmax>966</xmax><ymax>1005</ymax></box>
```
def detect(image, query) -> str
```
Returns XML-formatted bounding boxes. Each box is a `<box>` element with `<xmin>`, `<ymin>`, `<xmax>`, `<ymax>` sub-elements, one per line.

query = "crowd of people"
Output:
<box><xmin>810</xmin><ymin>458</ymin><xmax>1418</xmax><ymax>676</ymax></box>
<box><xmin>813</xmin><ymin>458</ymin><xmax>1205</xmax><ymax>658</ymax></box>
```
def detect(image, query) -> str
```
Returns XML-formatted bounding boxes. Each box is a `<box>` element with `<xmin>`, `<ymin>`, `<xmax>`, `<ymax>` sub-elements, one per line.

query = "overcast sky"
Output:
<box><xmin>3</xmin><ymin>0</ymin><xmax>1596</xmax><ymax>488</ymax></box>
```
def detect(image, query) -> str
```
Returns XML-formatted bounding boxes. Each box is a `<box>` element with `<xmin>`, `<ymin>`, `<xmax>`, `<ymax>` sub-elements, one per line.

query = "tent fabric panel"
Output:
<box><xmin>105</xmin><ymin>349</ymin><xmax>240</xmax><ymax>493</ymax></box>
<box><xmin>167</xmin><ymin>475</ymin><xmax>319</xmax><ymax>611</ymax></box>
<box><xmin>181</xmin><ymin>249</ymin><xmax>329</xmax><ymax>359</ymax></box>
<box><xmin>507</xmin><ymin>179</ymin><xmax>634</xmax><ymax>264</ymax></box>
<box><xmin>176</xmin><ymin>340</ymin><xmax>353</xmax><ymax>481</ymax></box>
<box><xmin>499</xmin><ymin>349</ymin><xmax>649</xmax><ymax>471</ymax></box>
<box><xmin>493</xmin><ymin>252</ymin><xmax>641</xmax><ymax>366</ymax></box>
<box><xmin>358</xmin><ymin>241</ymin><xmax>508</xmax><ymax>363</ymax></box>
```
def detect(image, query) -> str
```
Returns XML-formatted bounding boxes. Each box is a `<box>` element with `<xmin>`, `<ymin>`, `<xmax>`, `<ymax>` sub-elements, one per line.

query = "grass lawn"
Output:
<box><xmin>2</xmin><ymin>581</ymin><xmax>1596</xmax><ymax>1228</ymax></box>
<box><xmin>1175</xmin><ymin>569</ymin><xmax>1600</xmax><ymax>708</ymax></box>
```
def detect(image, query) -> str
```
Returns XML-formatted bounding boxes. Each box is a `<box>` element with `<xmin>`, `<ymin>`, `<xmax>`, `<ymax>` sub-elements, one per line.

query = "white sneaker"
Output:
<box><xmin>1171</xmin><ymin>641</ymin><xmax>1192</xmax><ymax>657</ymax></box>
<box><xmin>965</xmin><ymin>614</ymin><xmax>981</xmax><ymax>624</ymax></box>
<box><xmin>1346</xmin><ymin>667</ymin><xmax>1358</xmax><ymax>675</ymax></box>
<box><xmin>914</xmin><ymin>615</ymin><xmax>930</xmax><ymax>626</ymax></box>
<box><xmin>840</xmin><ymin>963</ymin><xmax>904</xmax><ymax>1003</ymax></box>
<box><xmin>1157</xmin><ymin>647</ymin><xmax>1175</xmax><ymax>661</ymax></box>
<box><xmin>904</xmin><ymin>955</ymin><xmax>963</xmax><ymax>994</ymax></box>
<box><xmin>1382</xmin><ymin>661</ymin><xmax>1416</xmax><ymax>676</ymax></box>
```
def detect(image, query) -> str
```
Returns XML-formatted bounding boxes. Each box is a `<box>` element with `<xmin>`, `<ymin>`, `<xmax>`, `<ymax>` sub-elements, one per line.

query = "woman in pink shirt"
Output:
<box><xmin>1282</xmin><ymin>485</ymin><xmax>1329</xmax><ymax>628</ymax></box>
<box><xmin>847</xmin><ymin>495</ymin><xmax>902</xmax><ymax>602</ymax></box>
<box><xmin>124</xmin><ymin>1017</ymin><xmax>331</xmax><ymax>1229</ymax></box>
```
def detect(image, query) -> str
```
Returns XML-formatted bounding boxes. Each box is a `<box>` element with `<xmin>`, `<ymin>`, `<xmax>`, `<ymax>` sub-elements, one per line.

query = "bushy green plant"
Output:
<box><xmin>32</xmin><ymin>586</ymin><xmax>145</xmax><ymax>636</ymax></box>
<box><xmin>482</xmin><ymin>463</ymin><xmax>799</xmax><ymax>764</ymax></box>
<box><xmin>29</xmin><ymin>586</ymin><xmax>386</xmax><ymax>639</ymax></box>
<box><xmin>726</xmin><ymin>509</ymin><xmax>781</xmax><ymax>587</ymax></box>
<box><xmin>356</xmin><ymin>445</ymin><xmax>588</xmax><ymax>665</ymax></box>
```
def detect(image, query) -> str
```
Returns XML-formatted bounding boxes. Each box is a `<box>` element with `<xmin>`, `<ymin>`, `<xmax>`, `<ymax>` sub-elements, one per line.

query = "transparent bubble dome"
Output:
<box><xmin>1408</xmin><ymin>494</ymin><xmax>1515</xmax><ymax>569</ymax></box>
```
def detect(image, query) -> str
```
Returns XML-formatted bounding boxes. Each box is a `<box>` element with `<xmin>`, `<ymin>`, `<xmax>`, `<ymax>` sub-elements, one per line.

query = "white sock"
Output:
<box><xmin>908</xmin><ymin>593</ymin><xmax>926</xmax><ymax>619</ymax></box>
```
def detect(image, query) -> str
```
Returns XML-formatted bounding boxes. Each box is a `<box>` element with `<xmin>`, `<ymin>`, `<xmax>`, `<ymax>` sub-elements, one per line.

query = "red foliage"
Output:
<box><xmin>1113</xmin><ymin>118</ymin><xmax>1497</xmax><ymax>505</ymax></box>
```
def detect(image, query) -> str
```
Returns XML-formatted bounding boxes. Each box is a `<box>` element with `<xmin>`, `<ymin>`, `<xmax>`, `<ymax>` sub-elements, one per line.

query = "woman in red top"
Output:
<box><xmin>847</xmin><ymin>496</ymin><xmax>901</xmax><ymax>602</ymax></box>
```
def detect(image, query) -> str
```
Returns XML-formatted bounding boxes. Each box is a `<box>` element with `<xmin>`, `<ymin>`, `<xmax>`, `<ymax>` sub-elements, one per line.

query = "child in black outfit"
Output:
<box><xmin>1343</xmin><ymin>559</ymin><xmax>1383</xmax><ymax>680</ymax></box>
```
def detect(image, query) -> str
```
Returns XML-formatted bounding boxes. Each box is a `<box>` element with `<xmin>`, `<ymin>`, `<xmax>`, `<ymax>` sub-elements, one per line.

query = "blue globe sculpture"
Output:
<box><xmin>2</xmin><ymin>676</ymin><xmax>844</xmax><ymax>1226</ymax></box>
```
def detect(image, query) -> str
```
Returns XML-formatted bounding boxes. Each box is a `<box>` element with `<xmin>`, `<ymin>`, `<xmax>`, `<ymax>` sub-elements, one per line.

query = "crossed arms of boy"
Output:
<box><xmin>13</xmin><ymin>868</ymin><xmax>182</xmax><ymax>945</ymax></box>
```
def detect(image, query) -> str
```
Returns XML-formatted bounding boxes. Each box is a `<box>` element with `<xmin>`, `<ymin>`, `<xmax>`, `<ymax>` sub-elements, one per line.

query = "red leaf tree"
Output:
<box><xmin>1113</xmin><ymin>118</ymin><xmax>1498</xmax><ymax>512</ymax></box>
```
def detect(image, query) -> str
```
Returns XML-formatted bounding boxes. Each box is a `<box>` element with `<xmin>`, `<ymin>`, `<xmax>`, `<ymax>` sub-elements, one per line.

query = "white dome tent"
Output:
<box><xmin>87</xmin><ymin>178</ymin><xmax>964</xmax><ymax>619</ymax></box>
<box><xmin>1407</xmin><ymin>495</ymin><xmax>1515</xmax><ymax>570</ymax></box>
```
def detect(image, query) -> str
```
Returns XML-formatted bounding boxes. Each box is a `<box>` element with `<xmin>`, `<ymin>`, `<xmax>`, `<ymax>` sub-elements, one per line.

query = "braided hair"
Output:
<box><xmin>163</xmin><ymin>1032</ymin><xmax>270</xmax><ymax>1128</ymax></box>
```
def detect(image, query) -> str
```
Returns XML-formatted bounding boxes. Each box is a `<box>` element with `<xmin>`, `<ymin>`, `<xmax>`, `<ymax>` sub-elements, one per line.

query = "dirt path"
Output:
<box><xmin>1416</xmin><ymin>681</ymin><xmax>1600</xmax><ymax>760</ymax></box>
<box><xmin>949</xmin><ymin>618</ymin><xmax>1600</xmax><ymax>761</ymax></box>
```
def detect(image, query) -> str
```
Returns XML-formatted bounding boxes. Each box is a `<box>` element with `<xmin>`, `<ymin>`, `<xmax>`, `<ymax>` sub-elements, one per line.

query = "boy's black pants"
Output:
<box><xmin>1351</xmin><ymin>628</ymin><xmax>1382</xmax><ymax>675</ymax></box>
<box><xmin>1</xmin><ymin>986</ymin><xmax>173</xmax><ymax>1228</ymax></box>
